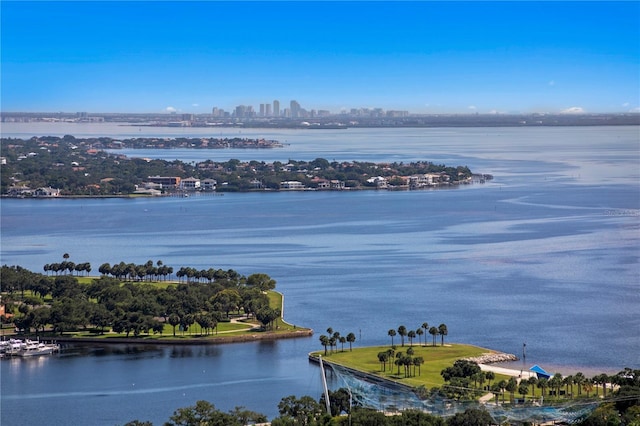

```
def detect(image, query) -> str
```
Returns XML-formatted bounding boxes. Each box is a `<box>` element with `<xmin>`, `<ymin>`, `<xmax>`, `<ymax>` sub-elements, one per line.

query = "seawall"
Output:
<box><xmin>55</xmin><ymin>329</ymin><xmax>313</xmax><ymax>346</ymax></box>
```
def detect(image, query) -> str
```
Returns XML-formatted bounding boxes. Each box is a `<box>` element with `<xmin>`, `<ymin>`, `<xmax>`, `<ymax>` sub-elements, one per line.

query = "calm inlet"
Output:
<box><xmin>1</xmin><ymin>125</ymin><xmax>639</xmax><ymax>425</ymax></box>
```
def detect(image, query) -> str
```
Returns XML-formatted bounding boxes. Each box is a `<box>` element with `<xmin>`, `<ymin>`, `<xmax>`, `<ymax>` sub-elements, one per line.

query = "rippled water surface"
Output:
<box><xmin>1</xmin><ymin>124</ymin><xmax>639</xmax><ymax>425</ymax></box>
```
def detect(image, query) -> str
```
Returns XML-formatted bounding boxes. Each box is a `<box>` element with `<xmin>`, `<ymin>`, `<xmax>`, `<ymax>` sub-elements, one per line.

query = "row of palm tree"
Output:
<box><xmin>387</xmin><ymin>322</ymin><xmax>448</xmax><ymax>347</ymax></box>
<box><xmin>318</xmin><ymin>327</ymin><xmax>356</xmax><ymax>355</ymax></box>
<box><xmin>43</xmin><ymin>261</ymin><xmax>91</xmax><ymax>276</ymax></box>
<box><xmin>98</xmin><ymin>260</ymin><xmax>174</xmax><ymax>282</ymax></box>
<box><xmin>377</xmin><ymin>347</ymin><xmax>425</xmax><ymax>378</ymax></box>
<box><xmin>482</xmin><ymin>372</ymin><xmax>619</xmax><ymax>404</ymax></box>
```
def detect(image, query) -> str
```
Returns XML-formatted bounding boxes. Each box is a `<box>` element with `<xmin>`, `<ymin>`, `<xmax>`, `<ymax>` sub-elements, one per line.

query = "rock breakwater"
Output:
<box><xmin>463</xmin><ymin>352</ymin><xmax>518</xmax><ymax>364</ymax></box>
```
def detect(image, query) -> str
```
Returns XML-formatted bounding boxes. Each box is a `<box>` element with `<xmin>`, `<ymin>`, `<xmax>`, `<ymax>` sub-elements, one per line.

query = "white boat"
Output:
<box><xmin>0</xmin><ymin>338</ymin><xmax>59</xmax><ymax>357</ymax></box>
<box><xmin>17</xmin><ymin>339</ymin><xmax>59</xmax><ymax>357</ymax></box>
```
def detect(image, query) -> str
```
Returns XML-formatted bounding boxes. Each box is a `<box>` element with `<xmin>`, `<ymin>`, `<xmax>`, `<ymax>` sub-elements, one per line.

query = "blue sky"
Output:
<box><xmin>1</xmin><ymin>1</ymin><xmax>639</xmax><ymax>114</ymax></box>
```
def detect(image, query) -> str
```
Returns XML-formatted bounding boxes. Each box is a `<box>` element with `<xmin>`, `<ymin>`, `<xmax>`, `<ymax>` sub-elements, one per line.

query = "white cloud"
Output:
<box><xmin>467</xmin><ymin>105</ymin><xmax>477</xmax><ymax>110</ymax></box>
<box><xmin>631</xmin><ymin>107</ymin><xmax>640</xmax><ymax>113</ymax></box>
<box><xmin>192</xmin><ymin>103</ymin><xmax>199</xmax><ymax>107</ymax></box>
<box><xmin>622</xmin><ymin>102</ymin><xmax>630</xmax><ymax>107</ymax></box>
<box><xmin>165</xmin><ymin>106</ymin><xmax>177</xmax><ymax>112</ymax></box>
<box><xmin>560</xmin><ymin>106</ymin><xmax>585</xmax><ymax>114</ymax></box>
<box><xmin>548</xmin><ymin>80</ymin><xmax>555</xmax><ymax>86</ymax></box>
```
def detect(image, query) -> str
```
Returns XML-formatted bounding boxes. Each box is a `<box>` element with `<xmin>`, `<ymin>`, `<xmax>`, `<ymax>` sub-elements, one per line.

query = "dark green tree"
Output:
<box><xmin>438</xmin><ymin>323</ymin><xmax>448</xmax><ymax>346</ymax></box>
<box><xmin>397</xmin><ymin>325</ymin><xmax>407</xmax><ymax>346</ymax></box>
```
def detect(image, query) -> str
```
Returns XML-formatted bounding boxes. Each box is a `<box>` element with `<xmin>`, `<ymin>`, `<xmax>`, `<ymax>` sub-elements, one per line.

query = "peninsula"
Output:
<box><xmin>1</xmin><ymin>135</ymin><xmax>490</xmax><ymax>197</ymax></box>
<box><xmin>1</xmin><ymin>262</ymin><xmax>312</xmax><ymax>345</ymax></box>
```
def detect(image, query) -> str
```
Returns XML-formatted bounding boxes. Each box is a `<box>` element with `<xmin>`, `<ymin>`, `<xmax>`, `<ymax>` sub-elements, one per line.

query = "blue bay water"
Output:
<box><xmin>1</xmin><ymin>124</ymin><xmax>639</xmax><ymax>425</ymax></box>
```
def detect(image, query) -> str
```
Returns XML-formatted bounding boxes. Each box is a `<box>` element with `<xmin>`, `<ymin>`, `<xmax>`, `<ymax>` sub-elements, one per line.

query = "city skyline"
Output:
<box><xmin>1</xmin><ymin>1</ymin><xmax>639</xmax><ymax>115</ymax></box>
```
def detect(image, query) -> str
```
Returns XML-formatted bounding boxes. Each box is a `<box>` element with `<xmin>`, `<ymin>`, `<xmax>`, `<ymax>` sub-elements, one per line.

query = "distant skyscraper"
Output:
<box><xmin>273</xmin><ymin>100</ymin><xmax>280</xmax><ymax>117</ymax></box>
<box><xmin>265</xmin><ymin>104</ymin><xmax>272</xmax><ymax>116</ymax></box>
<box><xmin>290</xmin><ymin>100</ymin><xmax>301</xmax><ymax>118</ymax></box>
<box><xmin>259</xmin><ymin>104</ymin><xmax>265</xmax><ymax>117</ymax></box>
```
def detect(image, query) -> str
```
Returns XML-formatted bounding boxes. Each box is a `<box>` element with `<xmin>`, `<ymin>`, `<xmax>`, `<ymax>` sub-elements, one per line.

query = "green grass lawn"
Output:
<box><xmin>312</xmin><ymin>343</ymin><xmax>501</xmax><ymax>388</ymax></box>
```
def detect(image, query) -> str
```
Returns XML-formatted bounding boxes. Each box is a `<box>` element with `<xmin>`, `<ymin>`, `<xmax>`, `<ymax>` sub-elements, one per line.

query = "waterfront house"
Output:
<box><xmin>201</xmin><ymin>178</ymin><xmax>217</xmax><ymax>191</ymax></box>
<box><xmin>34</xmin><ymin>187</ymin><xmax>60</xmax><ymax>197</ymax></box>
<box><xmin>147</xmin><ymin>176</ymin><xmax>181</xmax><ymax>188</ymax></box>
<box><xmin>180</xmin><ymin>177</ymin><xmax>201</xmax><ymax>190</ymax></box>
<box><xmin>280</xmin><ymin>181</ymin><xmax>305</xmax><ymax>190</ymax></box>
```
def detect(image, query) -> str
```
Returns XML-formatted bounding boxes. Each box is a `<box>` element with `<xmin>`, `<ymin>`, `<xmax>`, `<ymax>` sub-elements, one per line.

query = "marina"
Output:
<box><xmin>0</xmin><ymin>338</ymin><xmax>60</xmax><ymax>358</ymax></box>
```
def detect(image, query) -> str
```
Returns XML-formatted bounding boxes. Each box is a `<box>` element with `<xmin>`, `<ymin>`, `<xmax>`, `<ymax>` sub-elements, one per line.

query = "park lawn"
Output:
<box><xmin>312</xmin><ymin>343</ymin><xmax>501</xmax><ymax>388</ymax></box>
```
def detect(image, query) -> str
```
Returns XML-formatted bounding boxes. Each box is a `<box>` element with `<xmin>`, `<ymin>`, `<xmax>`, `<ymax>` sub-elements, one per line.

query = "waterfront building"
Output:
<box><xmin>273</xmin><ymin>100</ymin><xmax>280</xmax><ymax>117</ymax></box>
<box><xmin>180</xmin><ymin>177</ymin><xmax>201</xmax><ymax>190</ymax></box>
<box><xmin>280</xmin><ymin>181</ymin><xmax>304</xmax><ymax>190</ymax></box>
<box><xmin>201</xmin><ymin>178</ymin><xmax>217</xmax><ymax>191</ymax></box>
<box><xmin>147</xmin><ymin>176</ymin><xmax>180</xmax><ymax>188</ymax></box>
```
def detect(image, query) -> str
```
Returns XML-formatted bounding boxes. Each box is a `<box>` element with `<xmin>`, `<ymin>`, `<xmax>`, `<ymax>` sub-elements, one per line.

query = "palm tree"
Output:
<box><xmin>429</xmin><ymin>326</ymin><xmax>438</xmax><ymax>346</ymax></box>
<box><xmin>407</xmin><ymin>330</ymin><xmax>416</xmax><ymax>346</ymax></box>
<box><xmin>498</xmin><ymin>380</ymin><xmax>508</xmax><ymax>404</ymax></box>
<box><xmin>168</xmin><ymin>314</ymin><xmax>180</xmax><ymax>337</ymax></box>
<box><xmin>477</xmin><ymin>372</ymin><xmax>486</xmax><ymax>390</ymax></box>
<box><xmin>438</xmin><ymin>323</ymin><xmax>448</xmax><ymax>346</ymax></box>
<box><xmin>386</xmin><ymin>348</ymin><xmax>395</xmax><ymax>364</ymax></box>
<box><xmin>518</xmin><ymin>382</ymin><xmax>529</xmax><ymax>402</ymax></box>
<box><xmin>397</xmin><ymin>325</ymin><xmax>407</xmax><ymax>346</ymax></box>
<box><xmin>421</xmin><ymin>322</ymin><xmax>429</xmax><ymax>346</ymax></box>
<box><xmin>599</xmin><ymin>374</ymin><xmax>609</xmax><ymax>397</ymax></box>
<box><xmin>527</xmin><ymin>376</ymin><xmax>538</xmax><ymax>398</ymax></box>
<box><xmin>333</xmin><ymin>331</ymin><xmax>341</xmax><ymax>351</ymax></box>
<box><xmin>563</xmin><ymin>375</ymin><xmax>574</xmax><ymax>398</ymax></box>
<box><xmin>339</xmin><ymin>336</ymin><xmax>346</xmax><ymax>352</ymax></box>
<box><xmin>486</xmin><ymin>371</ymin><xmax>495</xmax><ymax>390</ymax></box>
<box><xmin>377</xmin><ymin>352</ymin><xmax>388</xmax><ymax>371</ymax></box>
<box><xmin>413</xmin><ymin>356</ymin><xmax>424</xmax><ymax>376</ymax></box>
<box><xmin>395</xmin><ymin>351</ymin><xmax>403</xmax><ymax>375</ymax></box>
<box><xmin>549</xmin><ymin>373</ymin><xmax>563</xmax><ymax>399</ymax></box>
<box><xmin>537</xmin><ymin>377</ymin><xmax>549</xmax><ymax>398</ymax></box>
<box><xmin>329</xmin><ymin>336</ymin><xmax>337</xmax><ymax>354</ymax></box>
<box><xmin>346</xmin><ymin>332</ymin><xmax>356</xmax><ymax>351</ymax></box>
<box><xmin>583</xmin><ymin>378</ymin><xmax>594</xmax><ymax>397</ymax></box>
<box><xmin>319</xmin><ymin>335</ymin><xmax>329</xmax><ymax>355</ymax></box>
<box><xmin>416</xmin><ymin>327</ymin><xmax>424</xmax><ymax>346</ymax></box>
<box><xmin>388</xmin><ymin>329</ymin><xmax>396</xmax><ymax>347</ymax></box>
<box><xmin>573</xmin><ymin>372</ymin><xmax>585</xmax><ymax>396</ymax></box>
<box><xmin>506</xmin><ymin>377</ymin><xmax>518</xmax><ymax>401</ymax></box>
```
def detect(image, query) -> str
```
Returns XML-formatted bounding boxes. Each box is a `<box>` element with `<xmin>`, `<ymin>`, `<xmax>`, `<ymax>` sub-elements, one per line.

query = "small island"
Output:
<box><xmin>1</xmin><ymin>135</ymin><xmax>491</xmax><ymax>197</ymax></box>
<box><xmin>0</xmin><ymin>258</ymin><xmax>312</xmax><ymax>348</ymax></box>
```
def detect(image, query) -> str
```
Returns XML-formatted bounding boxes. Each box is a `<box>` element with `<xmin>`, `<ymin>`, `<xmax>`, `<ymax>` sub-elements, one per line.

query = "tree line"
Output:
<box><xmin>318</xmin><ymin>327</ymin><xmax>357</xmax><ymax>356</ymax></box>
<box><xmin>387</xmin><ymin>322</ymin><xmax>448</xmax><ymax>348</ymax></box>
<box><xmin>1</xmin><ymin>260</ymin><xmax>280</xmax><ymax>337</ymax></box>
<box><xmin>123</xmin><ymin>391</ymin><xmax>493</xmax><ymax>426</ymax></box>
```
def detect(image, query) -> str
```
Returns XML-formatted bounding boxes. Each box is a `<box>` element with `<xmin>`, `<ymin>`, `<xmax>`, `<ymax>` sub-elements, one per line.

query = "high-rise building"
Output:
<box><xmin>265</xmin><ymin>104</ymin><xmax>272</xmax><ymax>116</ymax></box>
<box><xmin>273</xmin><ymin>100</ymin><xmax>280</xmax><ymax>117</ymax></box>
<box><xmin>259</xmin><ymin>104</ymin><xmax>266</xmax><ymax>117</ymax></box>
<box><xmin>290</xmin><ymin>100</ymin><xmax>301</xmax><ymax>118</ymax></box>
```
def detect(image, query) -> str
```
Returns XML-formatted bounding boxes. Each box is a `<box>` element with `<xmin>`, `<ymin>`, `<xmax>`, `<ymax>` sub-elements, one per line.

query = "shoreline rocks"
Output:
<box><xmin>463</xmin><ymin>352</ymin><xmax>519</xmax><ymax>364</ymax></box>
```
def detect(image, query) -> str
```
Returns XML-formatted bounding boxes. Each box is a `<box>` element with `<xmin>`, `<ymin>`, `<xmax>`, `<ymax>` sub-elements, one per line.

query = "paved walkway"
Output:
<box><xmin>479</xmin><ymin>364</ymin><xmax>537</xmax><ymax>380</ymax></box>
